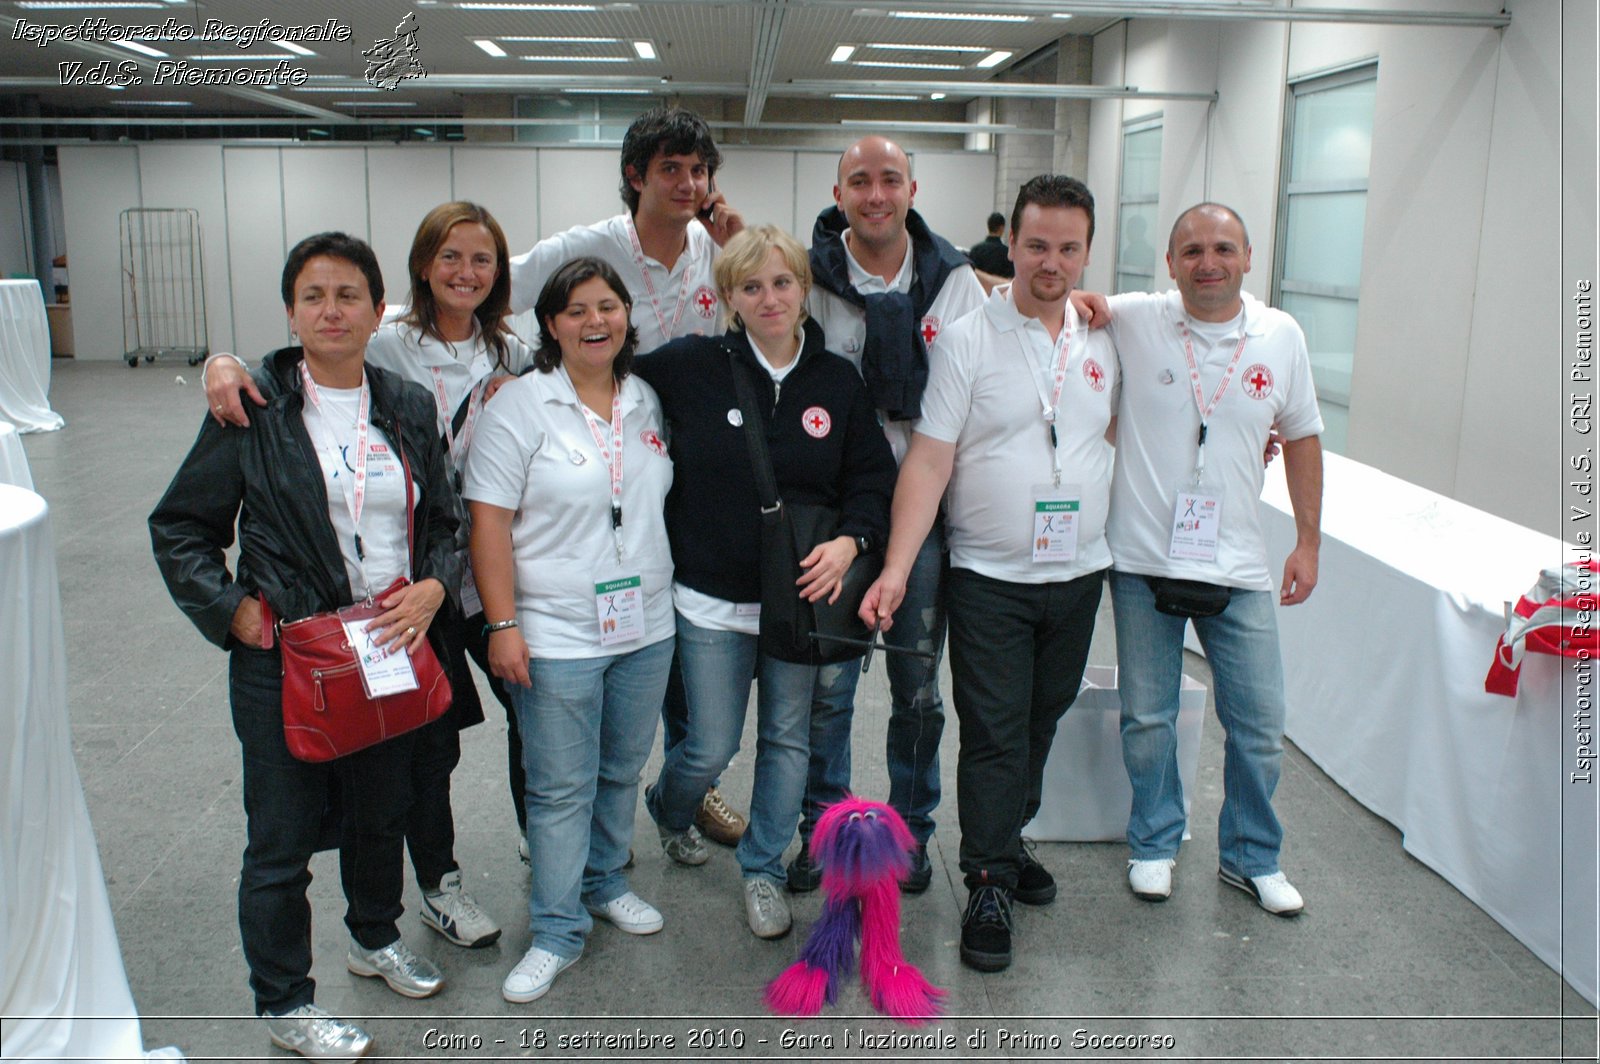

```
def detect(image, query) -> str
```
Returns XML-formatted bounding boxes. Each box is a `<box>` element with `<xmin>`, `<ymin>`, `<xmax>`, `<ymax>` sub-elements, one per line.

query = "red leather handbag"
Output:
<box><xmin>272</xmin><ymin>441</ymin><xmax>452</xmax><ymax>762</ymax></box>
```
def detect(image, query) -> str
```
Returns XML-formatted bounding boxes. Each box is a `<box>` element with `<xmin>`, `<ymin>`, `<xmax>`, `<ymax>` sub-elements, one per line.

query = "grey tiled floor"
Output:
<box><xmin>21</xmin><ymin>360</ymin><xmax>1598</xmax><ymax>1063</ymax></box>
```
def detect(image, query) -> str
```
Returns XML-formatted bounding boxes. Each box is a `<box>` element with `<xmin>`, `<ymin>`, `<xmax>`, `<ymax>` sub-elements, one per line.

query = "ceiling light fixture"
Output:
<box><xmin>109</xmin><ymin>39</ymin><xmax>168</xmax><ymax>58</ymax></box>
<box><xmin>855</xmin><ymin>60</ymin><xmax>963</xmax><ymax>70</ymax></box>
<box><xmin>19</xmin><ymin>1</ymin><xmax>163</xmax><ymax>8</ymax></box>
<box><xmin>499</xmin><ymin>35</ymin><xmax>616</xmax><ymax>42</ymax></box>
<box><xmin>519</xmin><ymin>55</ymin><xmax>630</xmax><ymax>62</ymax></box>
<box><xmin>832</xmin><ymin>93</ymin><xmax>919</xmax><ymax>101</ymax></box>
<box><xmin>473</xmin><ymin>39</ymin><xmax>508</xmax><ymax>57</ymax></box>
<box><xmin>186</xmin><ymin>54</ymin><xmax>300</xmax><ymax>61</ymax></box>
<box><xmin>277</xmin><ymin>41</ymin><xmax>317</xmax><ymax>57</ymax></box>
<box><xmin>867</xmin><ymin>43</ymin><xmax>986</xmax><ymax>52</ymax></box>
<box><xmin>930</xmin><ymin>91</ymin><xmax>946</xmax><ymax>100</ymax></box>
<box><xmin>888</xmin><ymin>10</ymin><xmax>1031</xmax><ymax>22</ymax></box>
<box><xmin>830</xmin><ymin>44</ymin><xmax>857</xmax><ymax>63</ymax></box>
<box><xmin>112</xmin><ymin>99</ymin><xmax>191</xmax><ymax>106</ymax></box>
<box><xmin>333</xmin><ymin>101</ymin><xmax>417</xmax><ymax>107</ymax></box>
<box><xmin>454</xmin><ymin>2</ymin><xmax>598</xmax><ymax>9</ymax></box>
<box><xmin>976</xmin><ymin>50</ymin><xmax>1014</xmax><ymax>68</ymax></box>
<box><xmin>632</xmin><ymin>40</ymin><xmax>656</xmax><ymax>59</ymax></box>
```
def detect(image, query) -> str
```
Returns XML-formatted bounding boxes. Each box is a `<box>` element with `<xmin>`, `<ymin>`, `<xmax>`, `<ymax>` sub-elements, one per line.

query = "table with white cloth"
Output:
<box><xmin>0</xmin><ymin>421</ymin><xmax>30</xmax><ymax>489</ymax></box>
<box><xmin>0</xmin><ymin>280</ymin><xmax>65</xmax><ymax>434</ymax></box>
<box><xmin>1257</xmin><ymin>452</ymin><xmax>1597</xmax><ymax>1004</ymax></box>
<box><xmin>0</xmin><ymin>486</ymin><xmax>183</xmax><ymax>1060</ymax></box>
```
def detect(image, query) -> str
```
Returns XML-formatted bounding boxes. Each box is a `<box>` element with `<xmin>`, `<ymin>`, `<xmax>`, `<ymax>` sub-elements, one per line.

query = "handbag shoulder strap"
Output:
<box><xmin>725</xmin><ymin>345</ymin><xmax>781</xmax><ymax>515</ymax></box>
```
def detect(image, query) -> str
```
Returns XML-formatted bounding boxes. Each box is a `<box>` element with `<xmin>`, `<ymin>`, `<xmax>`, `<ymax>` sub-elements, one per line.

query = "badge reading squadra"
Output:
<box><xmin>801</xmin><ymin>406</ymin><xmax>832</xmax><ymax>439</ymax></box>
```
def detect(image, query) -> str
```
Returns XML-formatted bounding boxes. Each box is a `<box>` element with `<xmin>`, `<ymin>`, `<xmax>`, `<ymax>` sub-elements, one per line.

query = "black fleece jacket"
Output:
<box><xmin>633</xmin><ymin>319</ymin><xmax>896</xmax><ymax>605</ymax></box>
<box><xmin>149</xmin><ymin>347</ymin><xmax>462</xmax><ymax>650</ymax></box>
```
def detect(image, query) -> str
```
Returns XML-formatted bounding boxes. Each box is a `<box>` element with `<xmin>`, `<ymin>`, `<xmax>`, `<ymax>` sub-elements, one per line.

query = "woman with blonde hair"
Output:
<box><xmin>632</xmin><ymin>225</ymin><xmax>896</xmax><ymax>940</ymax></box>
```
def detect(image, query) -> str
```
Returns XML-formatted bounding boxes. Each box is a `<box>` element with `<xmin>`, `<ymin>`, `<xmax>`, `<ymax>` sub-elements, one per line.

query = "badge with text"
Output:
<box><xmin>1031</xmin><ymin>484</ymin><xmax>1081</xmax><ymax>563</ymax></box>
<box><xmin>341</xmin><ymin>617</ymin><xmax>419</xmax><ymax>698</ymax></box>
<box><xmin>459</xmin><ymin>566</ymin><xmax>483</xmax><ymax>619</ymax></box>
<box><xmin>1169</xmin><ymin>489</ymin><xmax>1223</xmax><ymax>561</ymax></box>
<box><xmin>594</xmin><ymin>574</ymin><xmax>646</xmax><ymax>647</ymax></box>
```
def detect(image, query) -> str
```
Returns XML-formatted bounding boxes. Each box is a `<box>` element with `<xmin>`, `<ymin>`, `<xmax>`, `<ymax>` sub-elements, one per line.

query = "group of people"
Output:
<box><xmin>148</xmin><ymin>103</ymin><xmax>1322</xmax><ymax>1061</ymax></box>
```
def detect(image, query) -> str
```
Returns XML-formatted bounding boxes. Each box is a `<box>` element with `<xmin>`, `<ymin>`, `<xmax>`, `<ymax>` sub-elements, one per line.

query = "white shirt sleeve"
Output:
<box><xmin>462</xmin><ymin>387</ymin><xmax>540</xmax><ymax>511</ymax></box>
<box><xmin>915</xmin><ymin>323</ymin><xmax>975</xmax><ymax>444</ymax></box>
<box><xmin>508</xmin><ymin>224</ymin><xmax>599</xmax><ymax>315</ymax></box>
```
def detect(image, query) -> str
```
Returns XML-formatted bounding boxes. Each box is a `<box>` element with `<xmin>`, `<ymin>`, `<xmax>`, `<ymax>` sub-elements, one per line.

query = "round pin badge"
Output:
<box><xmin>727</xmin><ymin>408</ymin><xmax>744</xmax><ymax>427</ymax></box>
<box><xmin>569</xmin><ymin>449</ymin><xmax>588</xmax><ymax>465</ymax></box>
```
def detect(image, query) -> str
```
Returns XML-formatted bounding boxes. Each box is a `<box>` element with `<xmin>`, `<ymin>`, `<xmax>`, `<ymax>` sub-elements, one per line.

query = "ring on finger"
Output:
<box><xmin>405</xmin><ymin>625</ymin><xmax>417</xmax><ymax>638</ymax></box>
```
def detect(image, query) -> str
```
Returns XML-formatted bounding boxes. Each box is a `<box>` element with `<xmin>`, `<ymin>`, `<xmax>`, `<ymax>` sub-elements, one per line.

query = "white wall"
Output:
<box><xmin>0</xmin><ymin>162</ymin><xmax>30</xmax><ymax>279</ymax></box>
<box><xmin>56</xmin><ymin>143</ymin><xmax>995</xmax><ymax>363</ymax></box>
<box><xmin>1088</xmin><ymin>0</ymin><xmax>1573</xmax><ymax>538</ymax></box>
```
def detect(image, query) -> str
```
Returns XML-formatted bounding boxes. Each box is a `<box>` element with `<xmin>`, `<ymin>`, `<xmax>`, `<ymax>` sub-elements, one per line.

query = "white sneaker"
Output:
<box><xmin>1218</xmin><ymin>867</ymin><xmax>1304</xmax><ymax>916</ymax></box>
<box><xmin>501</xmin><ymin>946</ymin><xmax>578</xmax><ymax>1003</ymax></box>
<box><xmin>421</xmin><ymin>870</ymin><xmax>502</xmax><ymax>948</ymax></box>
<box><xmin>262</xmin><ymin>1004</ymin><xmax>372</xmax><ymax>1060</ymax></box>
<box><xmin>743</xmin><ymin>877</ymin><xmax>791</xmax><ymax>939</ymax></box>
<box><xmin>1128</xmin><ymin>858</ymin><xmax>1177</xmax><ymax>901</ymax></box>
<box><xmin>585</xmin><ymin>891</ymin><xmax>664</xmax><ymax>935</ymax></box>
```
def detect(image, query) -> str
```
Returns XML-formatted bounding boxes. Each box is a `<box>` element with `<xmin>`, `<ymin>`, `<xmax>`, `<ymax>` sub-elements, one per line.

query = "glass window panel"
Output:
<box><xmin>1279</xmin><ymin>290</ymin><xmax>1357</xmax><ymax>405</ymax></box>
<box><xmin>1115</xmin><ymin>269</ymin><xmax>1156</xmax><ymax>295</ymax></box>
<box><xmin>1289</xmin><ymin>79</ymin><xmax>1377</xmax><ymax>184</ymax></box>
<box><xmin>1282</xmin><ymin>192</ymin><xmax>1368</xmax><ymax>290</ymax></box>
<box><xmin>515</xmin><ymin>96</ymin><xmax>585</xmax><ymax>144</ymax></box>
<box><xmin>1117</xmin><ymin>202</ymin><xmax>1160</xmax><ymax>276</ymax></box>
<box><xmin>1122</xmin><ymin>126</ymin><xmax>1163</xmax><ymax>199</ymax></box>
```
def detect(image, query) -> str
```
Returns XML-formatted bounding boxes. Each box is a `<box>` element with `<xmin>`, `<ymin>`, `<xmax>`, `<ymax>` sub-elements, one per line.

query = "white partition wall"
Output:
<box><xmin>0</xmin><ymin>163</ymin><xmax>31</xmax><ymax>279</ymax></box>
<box><xmin>56</xmin><ymin>141</ymin><xmax>999</xmax><ymax>362</ymax></box>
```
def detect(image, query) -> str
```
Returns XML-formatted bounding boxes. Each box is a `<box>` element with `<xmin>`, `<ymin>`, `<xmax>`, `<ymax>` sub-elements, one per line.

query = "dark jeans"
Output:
<box><xmin>230</xmin><ymin>646</ymin><xmax>414</xmax><ymax>1016</ymax></box>
<box><xmin>945</xmin><ymin>567</ymin><xmax>1102</xmax><ymax>892</ymax></box>
<box><xmin>405</xmin><ymin>711</ymin><xmax>460</xmax><ymax>891</ymax></box>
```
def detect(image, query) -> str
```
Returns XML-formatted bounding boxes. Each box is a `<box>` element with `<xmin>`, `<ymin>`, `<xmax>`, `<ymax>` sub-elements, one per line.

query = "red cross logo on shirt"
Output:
<box><xmin>801</xmin><ymin>406</ymin><xmax>832</xmax><ymax>439</ymax></box>
<box><xmin>920</xmin><ymin>315</ymin><xmax>941</xmax><ymax>346</ymax></box>
<box><xmin>692</xmin><ymin>285</ymin><xmax>718</xmax><ymax>319</ymax></box>
<box><xmin>1242</xmin><ymin>363</ymin><xmax>1274</xmax><ymax>400</ymax></box>
<box><xmin>1082</xmin><ymin>357</ymin><xmax>1106</xmax><ymax>392</ymax></box>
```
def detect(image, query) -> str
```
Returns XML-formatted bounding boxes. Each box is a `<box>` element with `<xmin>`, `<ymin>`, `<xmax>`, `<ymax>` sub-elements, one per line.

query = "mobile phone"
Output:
<box><xmin>697</xmin><ymin>174</ymin><xmax>717</xmax><ymax>223</ymax></box>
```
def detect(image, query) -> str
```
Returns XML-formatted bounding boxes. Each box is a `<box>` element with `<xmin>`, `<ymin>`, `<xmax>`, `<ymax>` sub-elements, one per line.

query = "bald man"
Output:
<box><xmin>789</xmin><ymin>136</ymin><xmax>986</xmax><ymax>895</ymax></box>
<box><xmin>1100</xmin><ymin>202</ymin><xmax>1323</xmax><ymax>916</ymax></box>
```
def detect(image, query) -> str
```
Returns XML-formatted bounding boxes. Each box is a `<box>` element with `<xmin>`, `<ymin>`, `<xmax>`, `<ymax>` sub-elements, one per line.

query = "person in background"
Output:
<box><xmin>152</xmin><ymin>231</ymin><xmax>459</xmax><ymax>1060</ymax></box>
<box><xmin>467</xmin><ymin>257</ymin><xmax>676</xmax><ymax>1004</ymax></box>
<box><xmin>965</xmin><ymin>211</ymin><xmax>1013</xmax><ymax>279</ymax></box>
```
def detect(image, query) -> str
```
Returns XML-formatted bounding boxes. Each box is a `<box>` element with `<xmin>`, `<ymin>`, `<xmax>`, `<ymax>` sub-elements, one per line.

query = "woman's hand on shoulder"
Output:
<box><xmin>796</xmin><ymin>535</ymin><xmax>859</xmax><ymax>605</ymax></box>
<box><xmin>369</xmin><ymin>577</ymin><xmax>446</xmax><ymax>654</ymax></box>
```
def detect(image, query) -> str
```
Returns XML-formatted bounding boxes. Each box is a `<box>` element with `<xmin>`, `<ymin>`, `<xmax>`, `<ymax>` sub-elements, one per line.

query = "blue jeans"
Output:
<box><xmin>802</xmin><ymin>521</ymin><xmax>947</xmax><ymax>846</ymax></box>
<box><xmin>647</xmin><ymin>614</ymin><xmax>814</xmax><ymax>883</ymax></box>
<box><xmin>1109</xmin><ymin>571</ymin><xmax>1287</xmax><ymax>877</ymax></box>
<box><xmin>512</xmin><ymin>635</ymin><xmax>673</xmax><ymax>960</ymax></box>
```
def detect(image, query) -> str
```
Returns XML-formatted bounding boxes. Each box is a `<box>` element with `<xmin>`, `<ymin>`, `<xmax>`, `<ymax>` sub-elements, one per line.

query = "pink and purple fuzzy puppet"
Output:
<box><xmin>764</xmin><ymin>797</ymin><xmax>945</xmax><ymax>1024</ymax></box>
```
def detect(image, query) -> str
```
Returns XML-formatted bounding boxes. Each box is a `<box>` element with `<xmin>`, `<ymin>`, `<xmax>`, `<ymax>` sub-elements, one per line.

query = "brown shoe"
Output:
<box><xmin>693</xmin><ymin>786</ymin><xmax>748</xmax><ymax>847</ymax></box>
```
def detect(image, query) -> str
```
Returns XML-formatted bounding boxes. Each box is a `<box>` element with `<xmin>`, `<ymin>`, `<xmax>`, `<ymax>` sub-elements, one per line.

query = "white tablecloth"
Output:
<box><xmin>0</xmin><ymin>280</ymin><xmax>64</xmax><ymax>434</ymax></box>
<box><xmin>1259</xmin><ymin>452</ymin><xmax>1597</xmax><ymax>1004</ymax></box>
<box><xmin>0</xmin><ymin>421</ymin><xmax>32</xmax><ymax>490</ymax></box>
<box><xmin>0</xmin><ymin>486</ymin><xmax>182</xmax><ymax>1061</ymax></box>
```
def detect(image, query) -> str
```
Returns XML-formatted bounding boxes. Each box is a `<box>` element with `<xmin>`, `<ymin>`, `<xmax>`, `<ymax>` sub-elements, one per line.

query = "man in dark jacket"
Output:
<box><xmin>966</xmin><ymin>212</ymin><xmax>1013</xmax><ymax>278</ymax></box>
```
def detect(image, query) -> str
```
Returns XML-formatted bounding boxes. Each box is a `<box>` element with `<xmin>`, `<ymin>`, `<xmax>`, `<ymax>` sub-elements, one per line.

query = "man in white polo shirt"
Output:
<box><xmin>861</xmin><ymin>175</ymin><xmax>1116</xmax><ymax>972</ymax></box>
<box><xmin>787</xmin><ymin>135</ymin><xmax>986</xmax><ymax>896</ymax></box>
<box><xmin>1102</xmin><ymin>202</ymin><xmax>1323</xmax><ymax>916</ymax></box>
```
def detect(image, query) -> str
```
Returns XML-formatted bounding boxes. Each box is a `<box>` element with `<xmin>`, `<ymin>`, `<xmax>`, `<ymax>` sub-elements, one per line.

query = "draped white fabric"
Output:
<box><xmin>0</xmin><ymin>487</ymin><xmax>182</xmax><ymax>1061</ymax></box>
<box><xmin>0</xmin><ymin>422</ymin><xmax>31</xmax><ymax>490</ymax></box>
<box><xmin>0</xmin><ymin>281</ymin><xmax>65</xmax><ymax>434</ymax></box>
<box><xmin>1261</xmin><ymin>452</ymin><xmax>1597</xmax><ymax>1005</ymax></box>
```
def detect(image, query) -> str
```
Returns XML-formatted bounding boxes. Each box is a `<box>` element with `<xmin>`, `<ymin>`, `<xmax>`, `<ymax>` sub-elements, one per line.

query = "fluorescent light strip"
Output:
<box><xmin>185</xmin><ymin>54</ymin><xmax>301</xmax><ymax>61</ymax></box>
<box><xmin>855</xmin><ymin>60</ymin><xmax>963</xmax><ymax>70</ymax></box>
<box><xmin>333</xmin><ymin>101</ymin><xmax>417</xmax><ymax>107</ymax></box>
<box><xmin>110</xmin><ymin>39</ymin><xmax>168</xmax><ymax>57</ymax></box>
<box><xmin>1050</xmin><ymin>12</ymin><xmax>1074</xmax><ymax>18</ymax></box>
<box><xmin>519</xmin><ymin>55</ymin><xmax>630</xmax><ymax>62</ymax></box>
<box><xmin>632</xmin><ymin>40</ymin><xmax>656</xmax><ymax>59</ymax></box>
<box><xmin>498</xmin><ymin>36</ymin><xmax>617</xmax><ymax>42</ymax></box>
<box><xmin>975</xmin><ymin>50</ymin><xmax>1013</xmax><ymax>68</ymax></box>
<box><xmin>19</xmin><ymin>1</ymin><xmax>163</xmax><ymax>8</ymax></box>
<box><xmin>278</xmin><ymin>41</ymin><xmax>317</xmax><ymax>57</ymax></box>
<box><xmin>889</xmin><ymin>10</ymin><xmax>1031</xmax><ymax>21</ymax></box>
<box><xmin>563</xmin><ymin>88</ymin><xmax>652</xmax><ymax>94</ymax></box>
<box><xmin>294</xmin><ymin>86</ymin><xmax>381</xmax><ymax>93</ymax></box>
<box><xmin>830</xmin><ymin>44</ymin><xmax>856</xmax><ymax>63</ymax></box>
<box><xmin>454</xmin><ymin>2</ymin><xmax>598</xmax><ymax>9</ymax></box>
<box><xmin>832</xmin><ymin>93</ymin><xmax>919</xmax><ymax>101</ymax></box>
<box><xmin>473</xmin><ymin>39</ymin><xmax>508</xmax><ymax>57</ymax></box>
<box><xmin>867</xmin><ymin>42</ymin><xmax>986</xmax><ymax>52</ymax></box>
<box><xmin>113</xmin><ymin>99</ymin><xmax>191</xmax><ymax>105</ymax></box>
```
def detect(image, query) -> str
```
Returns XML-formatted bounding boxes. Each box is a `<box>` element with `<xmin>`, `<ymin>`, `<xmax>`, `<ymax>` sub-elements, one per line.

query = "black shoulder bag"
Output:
<box><xmin>726</xmin><ymin>347</ymin><xmax>884</xmax><ymax>665</ymax></box>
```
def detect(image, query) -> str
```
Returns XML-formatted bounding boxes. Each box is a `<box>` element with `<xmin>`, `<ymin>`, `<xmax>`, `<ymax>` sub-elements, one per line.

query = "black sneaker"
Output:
<box><xmin>959</xmin><ymin>884</ymin><xmax>1014</xmax><ymax>972</ymax></box>
<box><xmin>901</xmin><ymin>844</ymin><xmax>933</xmax><ymax>895</ymax></box>
<box><xmin>786</xmin><ymin>841</ymin><xmax>822</xmax><ymax>893</ymax></box>
<box><xmin>1014</xmin><ymin>839</ymin><xmax>1057</xmax><ymax>906</ymax></box>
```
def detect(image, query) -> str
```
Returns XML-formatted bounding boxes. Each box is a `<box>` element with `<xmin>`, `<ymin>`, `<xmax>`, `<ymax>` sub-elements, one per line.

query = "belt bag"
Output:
<box><xmin>729</xmin><ymin>346</ymin><xmax>883</xmax><ymax>665</ymax></box>
<box><xmin>1147</xmin><ymin>576</ymin><xmax>1233</xmax><ymax>618</ymax></box>
<box><xmin>272</xmin><ymin>442</ymin><xmax>452</xmax><ymax>762</ymax></box>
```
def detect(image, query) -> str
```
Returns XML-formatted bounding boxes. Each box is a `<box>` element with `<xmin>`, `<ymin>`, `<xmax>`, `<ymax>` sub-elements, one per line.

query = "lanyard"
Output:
<box><xmin>575</xmin><ymin>375</ymin><xmax>626</xmax><ymax>564</ymax></box>
<box><xmin>1177</xmin><ymin>317</ymin><xmax>1248</xmax><ymax>487</ymax></box>
<box><xmin>1017</xmin><ymin>315</ymin><xmax>1075</xmax><ymax>488</ymax></box>
<box><xmin>624</xmin><ymin>214</ymin><xmax>693</xmax><ymax>343</ymax></box>
<box><xmin>429</xmin><ymin>366</ymin><xmax>487</xmax><ymax>468</ymax></box>
<box><xmin>299</xmin><ymin>362</ymin><xmax>374</xmax><ymax>594</ymax></box>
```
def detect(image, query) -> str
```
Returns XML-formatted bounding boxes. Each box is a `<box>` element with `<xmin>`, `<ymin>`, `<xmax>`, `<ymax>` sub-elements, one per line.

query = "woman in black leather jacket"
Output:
<box><xmin>149</xmin><ymin>232</ymin><xmax>460</xmax><ymax>1062</ymax></box>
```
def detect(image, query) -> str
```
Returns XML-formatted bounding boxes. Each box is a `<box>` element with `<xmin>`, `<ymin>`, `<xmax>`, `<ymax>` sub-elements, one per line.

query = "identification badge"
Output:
<box><xmin>735</xmin><ymin>602</ymin><xmax>761</xmax><ymax>618</ymax></box>
<box><xmin>1169</xmin><ymin>488</ymin><xmax>1223</xmax><ymax>561</ymax></box>
<box><xmin>340</xmin><ymin>617</ymin><xmax>419</xmax><ymax>698</ymax></box>
<box><xmin>459</xmin><ymin>565</ymin><xmax>483</xmax><ymax>619</ymax></box>
<box><xmin>1032</xmin><ymin>484</ymin><xmax>1081</xmax><ymax>563</ymax></box>
<box><xmin>595</xmin><ymin>574</ymin><xmax>646</xmax><ymax>647</ymax></box>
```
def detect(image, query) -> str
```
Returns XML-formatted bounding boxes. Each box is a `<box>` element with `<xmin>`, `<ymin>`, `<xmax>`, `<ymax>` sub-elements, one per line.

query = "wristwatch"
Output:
<box><xmin>854</xmin><ymin>534</ymin><xmax>873</xmax><ymax>555</ymax></box>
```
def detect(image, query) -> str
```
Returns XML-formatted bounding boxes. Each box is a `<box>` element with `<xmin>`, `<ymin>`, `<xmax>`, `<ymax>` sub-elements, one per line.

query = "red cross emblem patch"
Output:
<box><xmin>920</xmin><ymin>315</ymin><xmax>941</xmax><ymax>346</ymax></box>
<box><xmin>801</xmin><ymin>406</ymin><xmax>832</xmax><ymax>439</ymax></box>
<box><xmin>639</xmin><ymin>428</ymin><xmax>667</xmax><ymax>457</ymax></box>
<box><xmin>1082</xmin><ymin>357</ymin><xmax>1106</xmax><ymax>392</ymax></box>
<box><xmin>692</xmin><ymin>286</ymin><xmax>718</xmax><ymax>319</ymax></box>
<box><xmin>1242</xmin><ymin>363</ymin><xmax>1274</xmax><ymax>400</ymax></box>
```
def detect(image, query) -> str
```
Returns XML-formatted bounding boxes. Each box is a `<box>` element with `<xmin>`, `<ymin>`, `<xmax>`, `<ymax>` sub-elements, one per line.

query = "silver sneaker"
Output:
<box><xmin>263</xmin><ymin>1004</ymin><xmax>372</xmax><ymax>1061</ymax></box>
<box><xmin>743</xmin><ymin>877</ymin><xmax>792</xmax><ymax>939</ymax></box>
<box><xmin>657</xmin><ymin>822</ymin><xmax>710</xmax><ymax>866</ymax></box>
<box><xmin>346</xmin><ymin>937</ymin><xmax>444</xmax><ymax>998</ymax></box>
<box><xmin>421</xmin><ymin>869</ymin><xmax>501</xmax><ymax>948</ymax></box>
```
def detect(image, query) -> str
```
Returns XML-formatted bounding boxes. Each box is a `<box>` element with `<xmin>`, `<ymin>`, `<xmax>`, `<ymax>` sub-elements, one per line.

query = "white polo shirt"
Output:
<box><xmin>915</xmin><ymin>284</ymin><xmax>1118</xmax><ymax>584</ymax></box>
<box><xmin>462</xmin><ymin>367</ymin><xmax>676</xmax><ymax>658</ymax></box>
<box><xmin>1105</xmin><ymin>290</ymin><xmax>1323</xmax><ymax>591</ymax></box>
<box><xmin>366</xmin><ymin>320</ymin><xmax>535</xmax><ymax>471</ymax></box>
<box><xmin>508</xmin><ymin>213</ymin><xmax>723</xmax><ymax>353</ymax></box>
<box><xmin>807</xmin><ymin>238</ymin><xmax>986</xmax><ymax>463</ymax></box>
